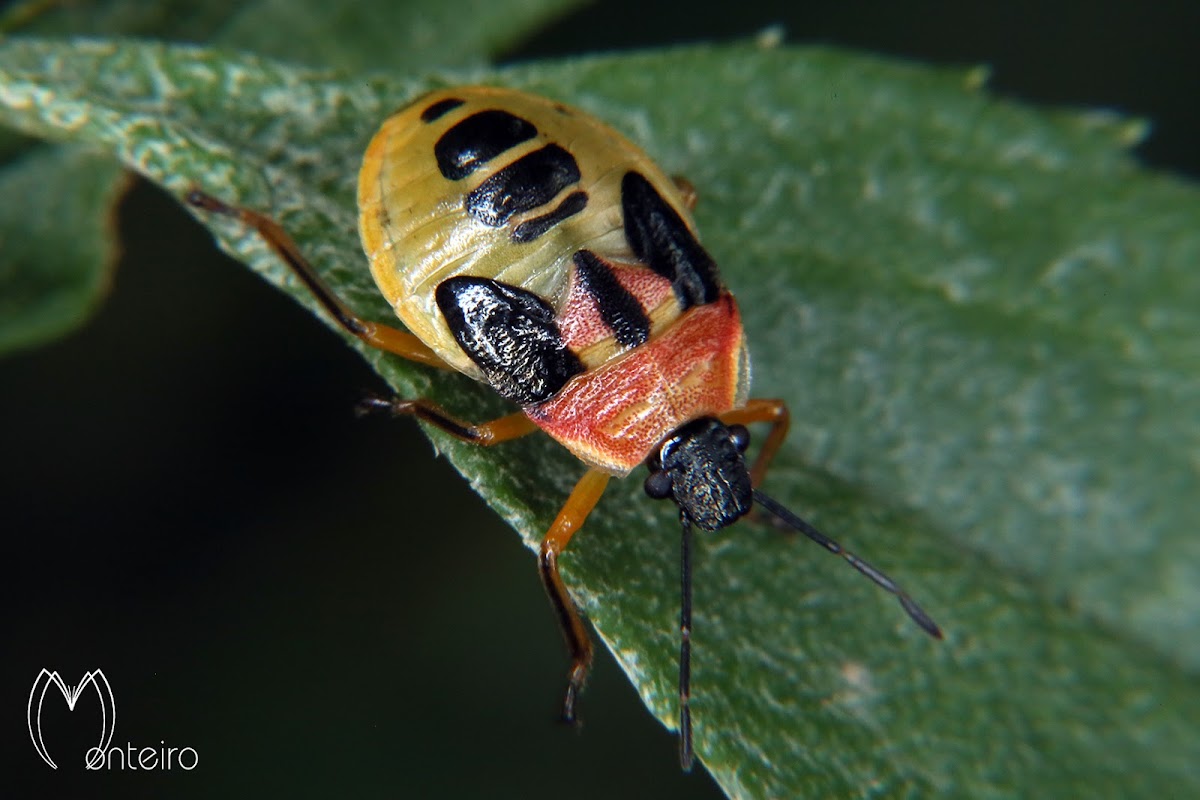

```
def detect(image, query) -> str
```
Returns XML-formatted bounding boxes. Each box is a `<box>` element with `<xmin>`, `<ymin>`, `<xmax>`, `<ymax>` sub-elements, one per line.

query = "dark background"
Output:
<box><xmin>3</xmin><ymin>2</ymin><xmax>1197</xmax><ymax>797</ymax></box>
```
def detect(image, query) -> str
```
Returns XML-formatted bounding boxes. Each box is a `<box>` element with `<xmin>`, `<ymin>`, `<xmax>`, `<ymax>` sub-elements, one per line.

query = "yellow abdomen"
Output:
<box><xmin>357</xmin><ymin>86</ymin><xmax>694</xmax><ymax>378</ymax></box>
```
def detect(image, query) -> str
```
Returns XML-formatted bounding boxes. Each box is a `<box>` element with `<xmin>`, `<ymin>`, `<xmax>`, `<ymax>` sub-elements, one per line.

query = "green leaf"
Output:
<box><xmin>1</xmin><ymin>0</ymin><xmax>249</xmax><ymax>38</ymax></box>
<box><xmin>0</xmin><ymin>143</ymin><xmax>124</xmax><ymax>352</ymax></box>
<box><xmin>218</xmin><ymin>0</ymin><xmax>585</xmax><ymax>71</ymax></box>
<box><xmin>0</xmin><ymin>38</ymin><xmax>1196</xmax><ymax>798</ymax></box>
<box><xmin>0</xmin><ymin>0</ymin><xmax>577</xmax><ymax>356</ymax></box>
<box><xmin>0</xmin><ymin>0</ymin><xmax>251</xmax><ymax>353</ymax></box>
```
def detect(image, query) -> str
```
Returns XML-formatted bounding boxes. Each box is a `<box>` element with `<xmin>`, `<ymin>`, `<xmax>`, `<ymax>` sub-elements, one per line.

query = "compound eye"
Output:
<box><xmin>644</xmin><ymin>469</ymin><xmax>673</xmax><ymax>500</ymax></box>
<box><xmin>729</xmin><ymin>424</ymin><xmax>750</xmax><ymax>452</ymax></box>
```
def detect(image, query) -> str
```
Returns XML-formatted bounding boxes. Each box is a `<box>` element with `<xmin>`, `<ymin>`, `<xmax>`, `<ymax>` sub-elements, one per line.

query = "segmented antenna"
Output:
<box><xmin>752</xmin><ymin>490</ymin><xmax>943</xmax><ymax>639</ymax></box>
<box><xmin>678</xmin><ymin>513</ymin><xmax>695</xmax><ymax>771</ymax></box>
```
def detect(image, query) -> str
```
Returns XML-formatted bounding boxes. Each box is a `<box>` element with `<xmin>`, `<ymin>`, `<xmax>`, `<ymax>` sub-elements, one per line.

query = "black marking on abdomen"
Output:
<box><xmin>511</xmin><ymin>191</ymin><xmax>588</xmax><ymax>243</ymax></box>
<box><xmin>435</xmin><ymin>110</ymin><xmax>537</xmax><ymax>181</ymax></box>
<box><xmin>622</xmin><ymin>171</ymin><xmax>722</xmax><ymax>309</ymax></box>
<box><xmin>420</xmin><ymin>97</ymin><xmax>465</xmax><ymax>123</ymax></box>
<box><xmin>573</xmin><ymin>250</ymin><xmax>651</xmax><ymax>348</ymax></box>
<box><xmin>436</xmin><ymin>277</ymin><xmax>584</xmax><ymax>406</ymax></box>
<box><xmin>466</xmin><ymin>144</ymin><xmax>581</xmax><ymax>228</ymax></box>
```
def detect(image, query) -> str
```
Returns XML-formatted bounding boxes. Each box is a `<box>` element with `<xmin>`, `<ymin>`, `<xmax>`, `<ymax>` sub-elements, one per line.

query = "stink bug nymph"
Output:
<box><xmin>187</xmin><ymin>86</ymin><xmax>942</xmax><ymax>771</ymax></box>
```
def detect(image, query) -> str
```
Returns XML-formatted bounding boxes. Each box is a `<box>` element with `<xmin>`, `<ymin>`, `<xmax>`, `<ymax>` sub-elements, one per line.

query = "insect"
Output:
<box><xmin>187</xmin><ymin>85</ymin><xmax>942</xmax><ymax>771</ymax></box>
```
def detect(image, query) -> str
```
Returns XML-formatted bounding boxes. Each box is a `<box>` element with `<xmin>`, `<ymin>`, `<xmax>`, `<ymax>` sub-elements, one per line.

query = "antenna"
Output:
<box><xmin>678</xmin><ymin>513</ymin><xmax>695</xmax><ymax>771</ymax></box>
<box><xmin>752</xmin><ymin>490</ymin><xmax>943</xmax><ymax>639</ymax></box>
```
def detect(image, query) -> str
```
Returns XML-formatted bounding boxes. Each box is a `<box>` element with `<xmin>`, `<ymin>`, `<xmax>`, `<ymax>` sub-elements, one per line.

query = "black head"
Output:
<box><xmin>643</xmin><ymin>414</ymin><xmax>942</xmax><ymax>772</ymax></box>
<box><xmin>644</xmin><ymin>418</ymin><xmax>752</xmax><ymax>531</ymax></box>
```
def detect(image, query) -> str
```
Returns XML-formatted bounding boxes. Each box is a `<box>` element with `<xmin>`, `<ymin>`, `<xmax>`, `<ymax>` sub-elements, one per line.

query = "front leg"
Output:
<box><xmin>537</xmin><ymin>468</ymin><xmax>611</xmax><ymax>723</ymax></box>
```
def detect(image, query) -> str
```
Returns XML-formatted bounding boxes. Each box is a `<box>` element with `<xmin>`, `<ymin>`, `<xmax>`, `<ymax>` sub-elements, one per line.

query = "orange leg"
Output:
<box><xmin>189</xmin><ymin>190</ymin><xmax>539</xmax><ymax>451</ymax></box>
<box><xmin>186</xmin><ymin>189</ymin><xmax>450</xmax><ymax>371</ymax></box>
<box><xmin>187</xmin><ymin>188</ymin><xmax>614</xmax><ymax>718</ymax></box>
<box><xmin>538</xmin><ymin>468</ymin><xmax>612</xmax><ymax>723</ymax></box>
<box><xmin>720</xmin><ymin>398</ymin><xmax>790</xmax><ymax>488</ymax></box>
<box><xmin>358</xmin><ymin>397</ymin><xmax>537</xmax><ymax>445</ymax></box>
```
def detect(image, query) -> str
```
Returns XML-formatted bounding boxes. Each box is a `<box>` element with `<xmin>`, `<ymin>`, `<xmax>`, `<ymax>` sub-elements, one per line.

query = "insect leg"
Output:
<box><xmin>358</xmin><ymin>397</ymin><xmax>538</xmax><ymax>445</ymax></box>
<box><xmin>720</xmin><ymin>398</ymin><xmax>790</xmax><ymax>487</ymax></box>
<box><xmin>185</xmin><ymin>189</ymin><xmax>450</xmax><ymax>370</ymax></box>
<box><xmin>538</xmin><ymin>468</ymin><xmax>611</xmax><ymax>724</ymax></box>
